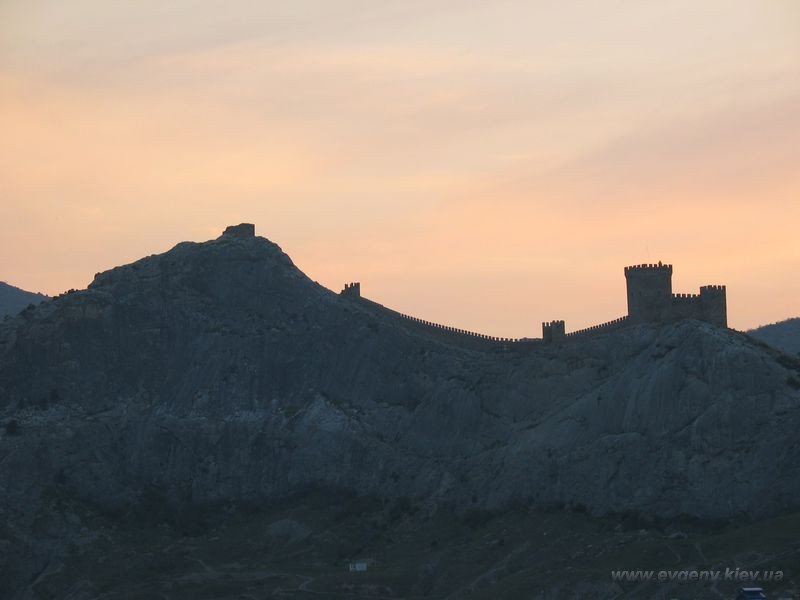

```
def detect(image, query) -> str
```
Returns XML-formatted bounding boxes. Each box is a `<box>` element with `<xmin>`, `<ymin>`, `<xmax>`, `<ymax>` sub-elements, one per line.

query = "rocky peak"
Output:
<box><xmin>222</xmin><ymin>223</ymin><xmax>256</xmax><ymax>238</ymax></box>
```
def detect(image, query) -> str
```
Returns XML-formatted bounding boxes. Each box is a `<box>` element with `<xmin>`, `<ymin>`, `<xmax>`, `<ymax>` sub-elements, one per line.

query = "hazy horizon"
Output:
<box><xmin>2</xmin><ymin>0</ymin><xmax>798</xmax><ymax>333</ymax></box>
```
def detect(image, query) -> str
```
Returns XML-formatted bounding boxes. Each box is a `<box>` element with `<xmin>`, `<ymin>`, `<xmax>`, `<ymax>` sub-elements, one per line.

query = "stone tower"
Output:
<box><xmin>699</xmin><ymin>285</ymin><xmax>727</xmax><ymax>328</ymax></box>
<box><xmin>341</xmin><ymin>282</ymin><xmax>361</xmax><ymax>298</ymax></box>
<box><xmin>542</xmin><ymin>320</ymin><xmax>565</xmax><ymax>343</ymax></box>
<box><xmin>624</xmin><ymin>263</ymin><xmax>673</xmax><ymax>323</ymax></box>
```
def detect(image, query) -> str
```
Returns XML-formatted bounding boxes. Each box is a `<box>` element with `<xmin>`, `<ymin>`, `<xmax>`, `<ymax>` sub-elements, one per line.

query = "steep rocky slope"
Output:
<box><xmin>1</xmin><ymin>227</ymin><xmax>799</xmax><ymax>596</ymax></box>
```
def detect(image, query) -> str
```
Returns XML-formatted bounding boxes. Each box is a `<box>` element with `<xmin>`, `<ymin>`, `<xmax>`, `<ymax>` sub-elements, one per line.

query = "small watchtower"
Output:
<box><xmin>624</xmin><ymin>262</ymin><xmax>673</xmax><ymax>322</ymax></box>
<box><xmin>341</xmin><ymin>282</ymin><xmax>361</xmax><ymax>299</ymax></box>
<box><xmin>542</xmin><ymin>320</ymin><xmax>565</xmax><ymax>344</ymax></box>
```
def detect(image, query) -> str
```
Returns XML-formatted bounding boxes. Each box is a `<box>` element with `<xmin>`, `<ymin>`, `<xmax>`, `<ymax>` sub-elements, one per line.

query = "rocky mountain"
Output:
<box><xmin>0</xmin><ymin>281</ymin><xmax>48</xmax><ymax>318</ymax></box>
<box><xmin>1</xmin><ymin>225</ymin><xmax>799</xmax><ymax>598</ymax></box>
<box><xmin>748</xmin><ymin>317</ymin><xmax>800</xmax><ymax>356</ymax></box>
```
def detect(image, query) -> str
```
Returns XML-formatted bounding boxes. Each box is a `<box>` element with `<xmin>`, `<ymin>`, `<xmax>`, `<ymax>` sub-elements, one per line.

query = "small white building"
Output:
<box><xmin>348</xmin><ymin>558</ymin><xmax>373</xmax><ymax>572</ymax></box>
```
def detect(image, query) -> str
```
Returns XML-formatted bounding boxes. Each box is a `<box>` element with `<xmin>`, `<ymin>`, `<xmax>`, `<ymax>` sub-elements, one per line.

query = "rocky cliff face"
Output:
<box><xmin>1</xmin><ymin>229</ymin><xmax>799</xmax><ymax>590</ymax></box>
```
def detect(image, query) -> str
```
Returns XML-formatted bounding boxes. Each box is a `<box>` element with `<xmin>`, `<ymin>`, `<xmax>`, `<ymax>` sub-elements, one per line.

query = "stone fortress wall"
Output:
<box><xmin>341</xmin><ymin>262</ymin><xmax>726</xmax><ymax>348</ymax></box>
<box><xmin>566</xmin><ymin>315</ymin><xmax>630</xmax><ymax>339</ymax></box>
<box><xmin>341</xmin><ymin>282</ymin><xmax>524</xmax><ymax>350</ymax></box>
<box><xmin>223</xmin><ymin>225</ymin><xmax>725</xmax><ymax>346</ymax></box>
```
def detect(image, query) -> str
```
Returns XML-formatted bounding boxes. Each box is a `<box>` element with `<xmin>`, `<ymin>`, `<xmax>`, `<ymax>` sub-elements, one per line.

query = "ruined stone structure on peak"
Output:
<box><xmin>223</xmin><ymin>223</ymin><xmax>256</xmax><ymax>238</ymax></box>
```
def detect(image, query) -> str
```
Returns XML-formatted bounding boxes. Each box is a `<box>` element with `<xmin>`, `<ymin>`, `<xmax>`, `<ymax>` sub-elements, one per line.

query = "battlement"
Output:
<box><xmin>341</xmin><ymin>282</ymin><xmax>361</xmax><ymax>298</ymax></box>
<box><xmin>672</xmin><ymin>293</ymin><xmax>700</xmax><ymax>299</ymax></box>
<box><xmin>700</xmin><ymin>285</ymin><xmax>726</xmax><ymax>292</ymax></box>
<box><xmin>339</xmin><ymin>281</ymin><xmax>524</xmax><ymax>347</ymax></box>
<box><xmin>395</xmin><ymin>310</ymin><xmax>520</xmax><ymax>343</ymax></box>
<box><xmin>222</xmin><ymin>223</ymin><xmax>255</xmax><ymax>238</ymax></box>
<box><xmin>624</xmin><ymin>262</ymin><xmax>673</xmax><ymax>274</ymax></box>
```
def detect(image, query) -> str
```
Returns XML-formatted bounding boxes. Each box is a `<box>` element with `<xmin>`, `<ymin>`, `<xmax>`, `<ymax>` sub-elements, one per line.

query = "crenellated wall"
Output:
<box><xmin>339</xmin><ymin>283</ymin><xmax>527</xmax><ymax>349</ymax></box>
<box><xmin>339</xmin><ymin>262</ymin><xmax>726</xmax><ymax>349</ymax></box>
<box><xmin>390</xmin><ymin>308</ymin><xmax>522</xmax><ymax>344</ymax></box>
<box><xmin>670</xmin><ymin>292</ymin><xmax>701</xmax><ymax>321</ymax></box>
<box><xmin>566</xmin><ymin>315</ymin><xmax>629</xmax><ymax>339</ymax></box>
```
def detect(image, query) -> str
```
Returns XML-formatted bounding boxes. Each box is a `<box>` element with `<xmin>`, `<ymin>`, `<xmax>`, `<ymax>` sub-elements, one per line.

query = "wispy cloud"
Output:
<box><xmin>0</xmin><ymin>0</ymin><xmax>798</xmax><ymax>330</ymax></box>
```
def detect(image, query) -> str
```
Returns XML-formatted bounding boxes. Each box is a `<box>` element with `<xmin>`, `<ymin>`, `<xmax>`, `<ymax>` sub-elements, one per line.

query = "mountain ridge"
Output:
<box><xmin>748</xmin><ymin>317</ymin><xmax>800</xmax><ymax>356</ymax></box>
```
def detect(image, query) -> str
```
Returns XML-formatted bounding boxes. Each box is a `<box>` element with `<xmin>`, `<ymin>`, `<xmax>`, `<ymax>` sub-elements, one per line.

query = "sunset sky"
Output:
<box><xmin>1</xmin><ymin>1</ymin><xmax>798</xmax><ymax>334</ymax></box>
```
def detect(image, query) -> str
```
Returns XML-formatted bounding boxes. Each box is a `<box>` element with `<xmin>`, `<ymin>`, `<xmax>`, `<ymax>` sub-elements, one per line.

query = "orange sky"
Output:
<box><xmin>1</xmin><ymin>0</ymin><xmax>798</xmax><ymax>334</ymax></box>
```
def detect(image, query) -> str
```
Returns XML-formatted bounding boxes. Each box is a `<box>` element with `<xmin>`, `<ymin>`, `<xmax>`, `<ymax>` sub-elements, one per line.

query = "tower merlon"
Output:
<box><xmin>624</xmin><ymin>262</ymin><xmax>673</xmax><ymax>274</ymax></box>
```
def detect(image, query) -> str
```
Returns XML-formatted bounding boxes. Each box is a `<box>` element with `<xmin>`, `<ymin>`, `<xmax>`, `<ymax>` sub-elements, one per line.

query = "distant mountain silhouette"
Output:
<box><xmin>0</xmin><ymin>281</ymin><xmax>48</xmax><ymax>318</ymax></box>
<box><xmin>749</xmin><ymin>317</ymin><xmax>800</xmax><ymax>355</ymax></box>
